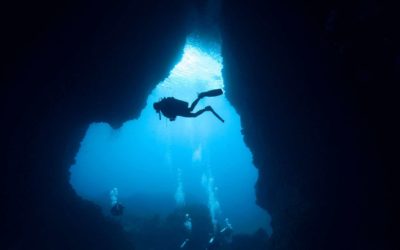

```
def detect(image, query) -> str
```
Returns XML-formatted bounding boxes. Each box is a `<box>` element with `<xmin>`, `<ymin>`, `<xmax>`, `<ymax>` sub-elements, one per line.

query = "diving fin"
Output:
<box><xmin>199</xmin><ymin>89</ymin><xmax>223</xmax><ymax>98</ymax></box>
<box><xmin>206</xmin><ymin>106</ymin><xmax>225</xmax><ymax>123</ymax></box>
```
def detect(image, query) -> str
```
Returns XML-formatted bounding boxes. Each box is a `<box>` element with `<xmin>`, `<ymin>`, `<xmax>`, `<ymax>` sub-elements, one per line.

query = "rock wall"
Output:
<box><xmin>220</xmin><ymin>1</ymin><xmax>396</xmax><ymax>249</ymax></box>
<box><xmin>2</xmin><ymin>1</ymin><xmax>192</xmax><ymax>249</ymax></box>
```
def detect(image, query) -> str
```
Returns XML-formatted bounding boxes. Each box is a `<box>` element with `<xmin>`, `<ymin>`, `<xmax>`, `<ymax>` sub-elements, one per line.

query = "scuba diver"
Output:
<box><xmin>109</xmin><ymin>187</ymin><xmax>124</xmax><ymax>216</ymax></box>
<box><xmin>220</xmin><ymin>218</ymin><xmax>233</xmax><ymax>243</ymax></box>
<box><xmin>110</xmin><ymin>202</ymin><xmax>124</xmax><ymax>216</ymax></box>
<box><xmin>180</xmin><ymin>213</ymin><xmax>192</xmax><ymax>249</ymax></box>
<box><xmin>153</xmin><ymin>89</ymin><xmax>225</xmax><ymax>123</ymax></box>
<box><xmin>206</xmin><ymin>233</ymin><xmax>222</xmax><ymax>250</ymax></box>
<box><xmin>206</xmin><ymin>218</ymin><xmax>233</xmax><ymax>249</ymax></box>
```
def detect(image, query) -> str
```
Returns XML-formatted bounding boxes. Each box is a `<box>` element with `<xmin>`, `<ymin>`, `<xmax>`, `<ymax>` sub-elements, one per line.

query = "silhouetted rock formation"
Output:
<box><xmin>2</xmin><ymin>1</ymin><xmax>191</xmax><ymax>249</ymax></box>
<box><xmin>220</xmin><ymin>1</ymin><xmax>395</xmax><ymax>249</ymax></box>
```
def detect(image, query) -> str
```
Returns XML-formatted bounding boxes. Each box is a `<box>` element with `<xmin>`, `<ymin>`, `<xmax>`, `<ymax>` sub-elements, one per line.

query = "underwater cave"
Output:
<box><xmin>3</xmin><ymin>0</ymin><xmax>392</xmax><ymax>249</ymax></box>
<box><xmin>69</xmin><ymin>36</ymin><xmax>272</xmax><ymax>248</ymax></box>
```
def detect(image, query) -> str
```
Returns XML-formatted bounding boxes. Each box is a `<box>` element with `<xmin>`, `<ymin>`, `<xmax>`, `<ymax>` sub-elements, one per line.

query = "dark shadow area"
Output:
<box><xmin>1</xmin><ymin>0</ymin><xmax>396</xmax><ymax>249</ymax></box>
<box><xmin>220</xmin><ymin>1</ymin><xmax>396</xmax><ymax>249</ymax></box>
<box><xmin>2</xmin><ymin>1</ymin><xmax>192</xmax><ymax>249</ymax></box>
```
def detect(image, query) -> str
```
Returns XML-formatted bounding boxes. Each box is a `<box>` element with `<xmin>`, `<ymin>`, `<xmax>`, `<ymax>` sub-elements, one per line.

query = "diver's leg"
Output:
<box><xmin>183</xmin><ymin>106</ymin><xmax>224</xmax><ymax>123</ymax></box>
<box><xmin>190</xmin><ymin>89</ymin><xmax>223</xmax><ymax>112</ymax></box>
<box><xmin>188</xmin><ymin>97</ymin><xmax>201</xmax><ymax>112</ymax></box>
<box><xmin>206</xmin><ymin>106</ymin><xmax>225</xmax><ymax>123</ymax></box>
<box><xmin>182</xmin><ymin>108</ymin><xmax>207</xmax><ymax>118</ymax></box>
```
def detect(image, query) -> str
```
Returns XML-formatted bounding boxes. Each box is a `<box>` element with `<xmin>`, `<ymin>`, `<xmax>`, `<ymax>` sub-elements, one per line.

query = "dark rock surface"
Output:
<box><xmin>220</xmin><ymin>1</ymin><xmax>396</xmax><ymax>249</ymax></box>
<box><xmin>1</xmin><ymin>0</ymin><xmax>395</xmax><ymax>249</ymax></box>
<box><xmin>2</xmin><ymin>1</ymin><xmax>191</xmax><ymax>249</ymax></box>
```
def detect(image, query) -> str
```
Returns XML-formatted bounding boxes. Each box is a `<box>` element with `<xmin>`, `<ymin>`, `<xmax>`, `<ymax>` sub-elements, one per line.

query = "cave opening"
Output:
<box><xmin>69</xmin><ymin>36</ymin><xmax>272</xmax><ymax>244</ymax></box>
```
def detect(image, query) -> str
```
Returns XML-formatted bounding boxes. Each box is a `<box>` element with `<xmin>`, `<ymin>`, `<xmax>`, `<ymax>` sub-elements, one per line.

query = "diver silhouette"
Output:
<box><xmin>180</xmin><ymin>213</ymin><xmax>192</xmax><ymax>249</ymax></box>
<box><xmin>110</xmin><ymin>202</ymin><xmax>124</xmax><ymax>216</ymax></box>
<box><xmin>153</xmin><ymin>89</ymin><xmax>224</xmax><ymax>123</ymax></box>
<box><xmin>206</xmin><ymin>218</ymin><xmax>233</xmax><ymax>249</ymax></box>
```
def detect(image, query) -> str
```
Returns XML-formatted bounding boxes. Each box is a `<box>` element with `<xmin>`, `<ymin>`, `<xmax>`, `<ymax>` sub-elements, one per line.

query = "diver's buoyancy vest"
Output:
<box><xmin>160</xmin><ymin>97</ymin><xmax>189</xmax><ymax>119</ymax></box>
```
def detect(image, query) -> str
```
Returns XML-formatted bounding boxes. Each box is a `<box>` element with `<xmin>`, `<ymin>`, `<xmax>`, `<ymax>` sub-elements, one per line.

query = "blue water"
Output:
<box><xmin>69</xmin><ymin>37</ymin><xmax>272</xmax><ymax>235</ymax></box>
